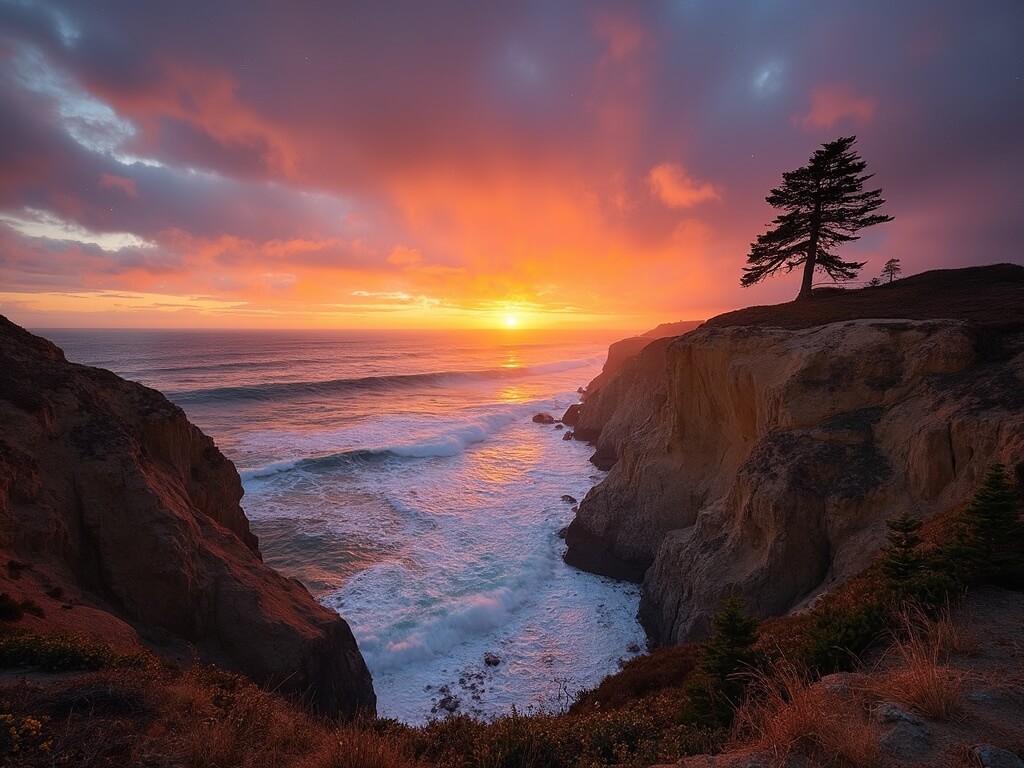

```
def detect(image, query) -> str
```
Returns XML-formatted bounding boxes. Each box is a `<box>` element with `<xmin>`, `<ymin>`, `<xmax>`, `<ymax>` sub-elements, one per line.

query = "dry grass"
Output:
<box><xmin>703</xmin><ymin>263</ymin><xmax>1024</xmax><ymax>331</ymax></box>
<box><xmin>296</xmin><ymin>724</ymin><xmax>419</xmax><ymax>768</ymax></box>
<box><xmin>732</xmin><ymin>660</ymin><xmax>879</xmax><ymax>767</ymax></box>
<box><xmin>865</xmin><ymin>606</ymin><xmax>968</xmax><ymax>721</ymax></box>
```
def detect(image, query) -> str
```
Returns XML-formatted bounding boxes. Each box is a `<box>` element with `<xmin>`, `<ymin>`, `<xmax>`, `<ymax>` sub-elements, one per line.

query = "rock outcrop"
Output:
<box><xmin>565</xmin><ymin>265</ymin><xmax>1024</xmax><ymax>645</ymax></box>
<box><xmin>578</xmin><ymin>320</ymin><xmax>702</xmax><ymax>408</ymax></box>
<box><xmin>0</xmin><ymin>316</ymin><xmax>375</xmax><ymax>717</ymax></box>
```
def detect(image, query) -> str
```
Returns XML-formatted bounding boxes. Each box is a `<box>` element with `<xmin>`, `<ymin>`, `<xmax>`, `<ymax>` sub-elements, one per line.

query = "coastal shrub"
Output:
<box><xmin>0</xmin><ymin>632</ymin><xmax>154</xmax><ymax>672</ymax></box>
<box><xmin>947</xmin><ymin>463</ymin><xmax>1024</xmax><ymax>588</ymax></box>
<box><xmin>573</xmin><ymin>645</ymin><xmax>697</xmax><ymax>711</ymax></box>
<box><xmin>679</xmin><ymin>597</ymin><xmax>760</xmax><ymax>729</ymax></box>
<box><xmin>0</xmin><ymin>593</ymin><xmax>23</xmax><ymax>621</ymax></box>
<box><xmin>800</xmin><ymin>601</ymin><xmax>887</xmax><ymax>674</ymax></box>
<box><xmin>880</xmin><ymin>513</ymin><xmax>963</xmax><ymax>610</ymax></box>
<box><xmin>0</xmin><ymin>594</ymin><xmax>46</xmax><ymax>621</ymax></box>
<box><xmin>0</xmin><ymin>709</ymin><xmax>51</xmax><ymax>759</ymax></box>
<box><xmin>881</xmin><ymin>513</ymin><xmax>923</xmax><ymax>583</ymax></box>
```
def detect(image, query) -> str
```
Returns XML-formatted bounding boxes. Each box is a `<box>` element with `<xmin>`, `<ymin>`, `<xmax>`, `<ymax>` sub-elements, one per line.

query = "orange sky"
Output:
<box><xmin>0</xmin><ymin>2</ymin><xmax>1020</xmax><ymax>329</ymax></box>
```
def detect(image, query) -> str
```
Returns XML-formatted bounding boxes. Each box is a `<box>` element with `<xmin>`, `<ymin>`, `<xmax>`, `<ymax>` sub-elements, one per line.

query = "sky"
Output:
<box><xmin>0</xmin><ymin>1</ymin><xmax>1021</xmax><ymax>329</ymax></box>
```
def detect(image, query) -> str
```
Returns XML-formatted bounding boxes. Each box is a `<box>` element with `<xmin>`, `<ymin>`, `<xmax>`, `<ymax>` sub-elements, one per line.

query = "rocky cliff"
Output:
<box><xmin>565</xmin><ymin>264</ymin><xmax>1024</xmax><ymax>645</ymax></box>
<box><xmin>578</xmin><ymin>320</ymin><xmax>702</xmax><ymax>408</ymax></box>
<box><xmin>0</xmin><ymin>316</ymin><xmax>376</xmax><ymax>717</ymax></box>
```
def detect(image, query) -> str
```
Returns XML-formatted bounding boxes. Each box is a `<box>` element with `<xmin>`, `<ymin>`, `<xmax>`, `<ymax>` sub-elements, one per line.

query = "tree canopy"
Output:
<box><xmin>741</xmin><ymin>135</ymin><xmax>893</xmax><ymax>300</ymax></box>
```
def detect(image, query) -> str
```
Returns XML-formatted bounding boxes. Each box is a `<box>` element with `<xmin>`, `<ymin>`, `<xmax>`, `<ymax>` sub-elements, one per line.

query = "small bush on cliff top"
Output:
<box><xmin>0</xmin><ymin>632</ymin><xmax>154</xmax><ymax>672</ymax></box>
<box><xmin>680</xmin><ymin>597</ymin><xmax>760</xmax><ymax>729</ymax></box>
<box><xmin>946</xmin><ymin>463</ymin><xmax>1024</xmax><ymax>588</ymax></box>
<box><xmin>0</xmin><ymin>593</ymin><xmax>24</xmax><ymax>622</ymax></box>
<box><xmin>800</xmin><ymin>600</ymin><xmax>887</xmax><ymax>674</ymax></box>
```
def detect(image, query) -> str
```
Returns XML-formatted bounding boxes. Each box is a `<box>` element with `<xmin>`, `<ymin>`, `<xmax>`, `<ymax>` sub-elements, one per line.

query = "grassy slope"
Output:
<box><xmin>706</xmin><ymin>263</ymin><xmax>1024</xmax><ymax>331</ymax></box>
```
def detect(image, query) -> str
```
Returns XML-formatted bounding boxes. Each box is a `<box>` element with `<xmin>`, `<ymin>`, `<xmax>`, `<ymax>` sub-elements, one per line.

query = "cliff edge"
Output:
<box><xmin>564</xmin><ymin>264</ymin><xmax>1024</xmax><ymax>644</ymax></box>
<box><xmin>0</xmin><ymin>316</ymin><xmax>376</xmax><ymax>717</ymax></box>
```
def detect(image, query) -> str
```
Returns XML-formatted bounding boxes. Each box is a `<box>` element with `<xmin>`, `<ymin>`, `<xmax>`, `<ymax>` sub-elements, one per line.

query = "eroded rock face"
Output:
<box><xmin>0</xmin><ymin>316</ymin><xmax>375</xmax><ymax>717</ymax></box>
<box><xmin>566</xmin><ymin>317</ymin><xmax>1024</xmax><ymax>645</ymax></box>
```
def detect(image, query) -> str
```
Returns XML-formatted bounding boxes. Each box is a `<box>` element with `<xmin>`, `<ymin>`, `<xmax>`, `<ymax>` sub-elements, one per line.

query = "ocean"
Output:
<box><xmin>39</xmin><ymin>328</ymin><xmax>646</xmax><ymax>723</ymax></box>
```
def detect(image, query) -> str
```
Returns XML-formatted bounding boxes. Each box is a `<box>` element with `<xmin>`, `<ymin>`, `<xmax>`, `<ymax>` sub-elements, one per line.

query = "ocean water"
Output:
<box><xmin>41</xmin><ymin>328</ymin><xmax>646</xmax><ymax>723</ymax></box>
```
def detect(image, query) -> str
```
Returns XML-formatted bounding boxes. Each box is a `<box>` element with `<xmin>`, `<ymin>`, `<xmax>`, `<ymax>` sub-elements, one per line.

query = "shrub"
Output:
<box><xmin>0</xmin><ymin>633</ymin><xmax>154</xmax><ymax>672</ymax></box>
<box><xmin>0</xmin><ymin>711</ymin><xmax>51</xmax><ymax>758</ymax></box>
<box><xmin>881</xmin><ymin>513</ymin><xmax>923</xmax><ymax>583</ymax></box>
<box><xmin>679</xmin><ymin>597</ymin><xmax>760</xmax><ymax>729</ymax></box>
<box><xmin>800</xmin><ymin>601</ymin><xmax>887</xmax><ymax>674</ymax></box>
<box><xmin>0</xmin><ymin>593</ymin><xmax>24</xmax><ymax>622</ymax></box>
<box><xmin>947</xmin><ymin>463</ymin><xmax>1024</xmax><ymax>587</ymax></box>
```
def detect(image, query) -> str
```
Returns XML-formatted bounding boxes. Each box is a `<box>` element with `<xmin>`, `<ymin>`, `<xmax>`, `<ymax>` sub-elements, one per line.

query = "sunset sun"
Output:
<box><xmin>503</xmin><ymin>314</ymin><xmax>519</xmax><ymax>329</ymax></box>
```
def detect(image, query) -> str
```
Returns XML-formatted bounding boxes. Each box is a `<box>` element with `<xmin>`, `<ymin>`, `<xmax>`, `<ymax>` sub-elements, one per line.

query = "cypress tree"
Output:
<box><xmin>741</xmin><ymin>136</ymin><xmax>893</xmax><ymax>300</ymax></box>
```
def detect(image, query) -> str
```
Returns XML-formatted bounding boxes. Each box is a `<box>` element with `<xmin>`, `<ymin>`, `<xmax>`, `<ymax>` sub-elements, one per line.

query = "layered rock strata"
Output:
<box><xmin>565</xmin><ymin>267</ymin><xmax>1024</xmax><ymax>645</ymax></box>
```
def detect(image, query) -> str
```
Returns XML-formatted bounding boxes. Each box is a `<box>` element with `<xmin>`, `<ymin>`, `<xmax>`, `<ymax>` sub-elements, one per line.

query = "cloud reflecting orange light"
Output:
<box><xmin>0</xmin><ymin>3</ymin><xmax>1019</xmax><ymax>329</ymax></box>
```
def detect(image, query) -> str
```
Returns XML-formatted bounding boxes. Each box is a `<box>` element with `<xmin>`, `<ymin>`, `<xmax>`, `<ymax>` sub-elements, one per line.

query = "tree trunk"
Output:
<box><xmin>796</xmin><ymin>194</ymin><xmax>822</xmax><ymax>301</ymax></box>
<box><xmin>797</xmin><ymin>252</ymin><xmax>816</xmax><ymax>300</ymax></box>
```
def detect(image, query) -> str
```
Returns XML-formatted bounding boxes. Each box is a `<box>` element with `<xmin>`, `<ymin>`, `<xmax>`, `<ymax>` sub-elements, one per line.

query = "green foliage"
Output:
<box><xmin>410</xmin><ymin>705</ymin><xmax>717</xmax><ymax>768</ymax></box>
<box><xmin>0</xmin><ymin>709</ymin><xmax>51</xmax><ymax>758</ymax></box>
<box><xmin>680</xmin><ymin>597</ymin><xmax>760</xmax><ymax>729</ymax></box>
<box><xmin>699</xmin><ymin>597</ymin><xmax>759</xmax><ymax>681</ymax></box>
<box><xmin>741</xmin><ymin>135</ymin><xmax>893</xmax><ymax>299</ymax></box>
<box><xmin>948</xmin><ymin>464</ymin><xmax>1024</xmax><ymax>587</ymax></box>
<box><xmin>881</xmin><ymin>513</ymin><xmax>923</xmax><ymax>583</ymax></box>
<box><xmin>800</xmin><ymin>601</ymin><xmax>888</xmax><ymax>674</ymax></box>
<box><xmin>0</xmin><ymin>632</ymin><xmax>154</xmax><ymax>672</ymax></box>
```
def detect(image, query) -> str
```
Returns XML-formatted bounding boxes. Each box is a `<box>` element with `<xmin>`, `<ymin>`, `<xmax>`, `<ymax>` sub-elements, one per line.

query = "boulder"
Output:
<box><xmin>971</xmin><ymin>746</ymin><xmax>1024</xmax><ymax>768</ymax></box>
<box><xmin>560</xmin><ymin>403</ymin><xmax>582</xmax><ymax>426</ymax></box>
<box><xmin>532</xmin><ymin>412</ymin><xmax>555</xmax><ymax>424</ymax></box>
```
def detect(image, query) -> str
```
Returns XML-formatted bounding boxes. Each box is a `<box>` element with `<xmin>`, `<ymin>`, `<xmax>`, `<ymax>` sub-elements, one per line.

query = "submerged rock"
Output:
<box><xmin>483</xmin><ymin>652</ymin><xmax>501</xmax><ymax>667</ymax></box>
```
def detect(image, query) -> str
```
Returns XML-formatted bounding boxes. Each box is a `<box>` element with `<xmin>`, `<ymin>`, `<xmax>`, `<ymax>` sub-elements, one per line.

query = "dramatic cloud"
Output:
<box><xmin>0</xmin><ymin>0</ymin><xmax>1020</xmax><ymax>328</ymax></box>
<box><xmin>795</xmin><ymin>84</ymin><xmax>877</xmax><ymax>130</ymax></box>
<box><xmin>647</xmin><ymin>164</ymin><xmax>721</xmax><ymax>208</ymax></box>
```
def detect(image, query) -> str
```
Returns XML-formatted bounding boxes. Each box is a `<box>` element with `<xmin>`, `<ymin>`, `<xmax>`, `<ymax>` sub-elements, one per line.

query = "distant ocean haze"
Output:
<box><xmin>42</xmin><ymin>327</ymin><xmax>647</xmax><ymax>723</ymax></box>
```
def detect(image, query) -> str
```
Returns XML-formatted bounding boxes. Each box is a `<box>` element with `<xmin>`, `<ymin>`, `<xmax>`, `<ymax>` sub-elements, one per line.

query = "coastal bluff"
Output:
<box><xmin>565</xmin><ymin>264</ymin><xmax>1024</xmax><ymax>645</ymax></box>
<box><xmin>0</xmin><ymin>316</ymin><xmax>375</xmax><ymax>717</ymax></box>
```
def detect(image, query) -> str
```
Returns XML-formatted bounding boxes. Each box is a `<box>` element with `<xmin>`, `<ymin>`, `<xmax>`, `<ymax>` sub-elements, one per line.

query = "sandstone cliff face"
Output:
<box><xmin>0</xmin><ymin>317</ymin><xmax>375</xmax><ymax>717</ymax></box>
<box><xmin>578</xmin><ymin>320</ymin><xmax>702</xmax><ymax>409</ymax></box>
<box><xmin>567</xmin><ymin>314</ymin><xmax>1024</xmax><ymax>646</ymax></box>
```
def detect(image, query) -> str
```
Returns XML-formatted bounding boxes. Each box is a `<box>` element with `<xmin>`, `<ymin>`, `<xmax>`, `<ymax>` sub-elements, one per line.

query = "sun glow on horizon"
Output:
<box><xmin>503</xmin><ymin>314</ymin><xmax>519</xmax><ymax>329</ymax></box>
